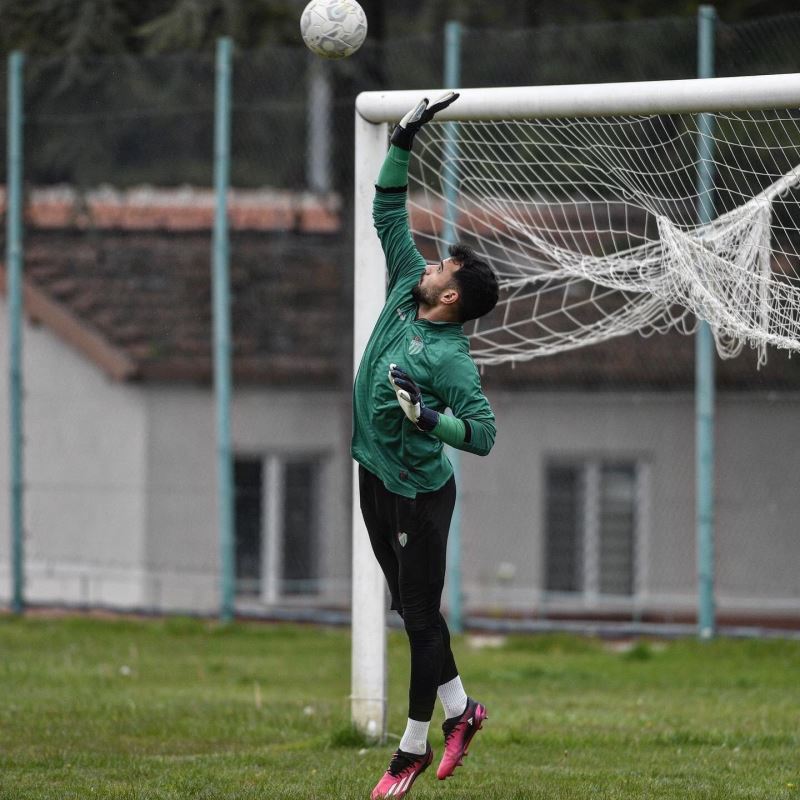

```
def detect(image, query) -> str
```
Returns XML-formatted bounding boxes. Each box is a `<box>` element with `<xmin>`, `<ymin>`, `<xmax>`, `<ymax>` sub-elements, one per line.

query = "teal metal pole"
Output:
<box><xmin>213</xmin><ymin>38</ymin><xmax>235</xmax><ymax>623</ymax></box>
<box><xmin>7</xmin><ymin>51</ymin><xmax>24</xmax><ymax>615</ymax></box>
<box><xmin>442</xmin><ymin>20</ymin><xmax>464</xmax><ymax>634</ymax></box>
<box><xmin>695</xmin><ymin>5</ymin><xmax>717</xmax><ymax>640</ymax></box>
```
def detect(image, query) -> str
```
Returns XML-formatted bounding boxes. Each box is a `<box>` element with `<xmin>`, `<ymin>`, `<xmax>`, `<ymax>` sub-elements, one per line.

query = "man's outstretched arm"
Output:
<box><xmin>373</xmin><ymin>93</ymin><xmax>459</xmax><ymax>289</ymax></box>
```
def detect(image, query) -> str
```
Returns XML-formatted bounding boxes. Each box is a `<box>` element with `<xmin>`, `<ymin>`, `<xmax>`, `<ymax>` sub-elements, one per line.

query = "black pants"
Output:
<box><xmin>358</xmin><ymin>465</ymin><xmax>459</xmax><ymax>722</ymax></box>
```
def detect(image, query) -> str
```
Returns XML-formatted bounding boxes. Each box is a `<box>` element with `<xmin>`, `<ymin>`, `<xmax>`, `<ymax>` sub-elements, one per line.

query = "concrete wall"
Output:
<box><xmin>0</xmin><ymin>303</ymin><xmax>149</xmax><ymax>608</ymax></box>
<box><xmin>140</xmin><ymin>387</ymin><xmax>217</xmax><ymax>612</ymax></box>
<box><xmin>457</xmin><ymin>389</ymin><xmax>800</xmax><ymax>620</ymax></box>
<box><xmin>0</xmin><ymin>301</ymin><xmax>352</xmax><ymax>615</ymax></box>
<box><xmin>714</xmin><ymin>394</ymin><xmax>800</xmax><ymax>612</ymax></box>
<box><xmin>142</xmin><ymin>385</ymin><xmax>352</xmax><ymax>613</ymax></box>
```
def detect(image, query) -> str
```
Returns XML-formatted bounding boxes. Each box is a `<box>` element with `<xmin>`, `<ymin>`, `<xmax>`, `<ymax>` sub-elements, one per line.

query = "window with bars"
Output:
<box><xmin>544</xmin><ymin>464</ymin><xmax>583</xmax><ymax>592</ymax></box>
<box><xmin>234</xmin><ymin>458</ymin><xmax>263</xmax><ymax>595</ymax></box>
<box><xmin>281</xmin><ymin>460</ymin><xmax>319</xmax><ymax>595</ymax></box>
<box><xmin>544</xmin><ymin>459</ymin><xmax>640</xmax><ymax>598</ymax></box>
<box><xmin>234</xmin><ymin>455</ymin><xmax>320</xmax><ymax>598</ymax></box>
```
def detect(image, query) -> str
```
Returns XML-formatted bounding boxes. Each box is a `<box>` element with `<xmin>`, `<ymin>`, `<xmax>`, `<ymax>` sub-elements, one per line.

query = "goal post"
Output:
<box><xmin>351</xmin><ymin>113</ymin><xmax>389</xmax><ymax>739</ymax></box>
<box><xmin>351</xmin><ymin>73</ymin><xmax>800</xmax><ymax>735</ymax></box>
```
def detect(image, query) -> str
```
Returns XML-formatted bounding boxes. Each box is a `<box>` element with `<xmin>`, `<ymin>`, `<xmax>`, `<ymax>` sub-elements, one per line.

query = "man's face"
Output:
<box><xmin>411</xmin><ymin>257</ymin><xmax>461</xmax><ymax>307</ymax></box>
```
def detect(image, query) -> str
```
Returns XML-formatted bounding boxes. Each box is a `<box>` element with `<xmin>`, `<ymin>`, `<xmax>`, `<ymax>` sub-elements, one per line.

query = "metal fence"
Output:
<box><xmin>2</xmin><ymin>10</ymin><xmax>800</xmax><ymax>631</ymax></box>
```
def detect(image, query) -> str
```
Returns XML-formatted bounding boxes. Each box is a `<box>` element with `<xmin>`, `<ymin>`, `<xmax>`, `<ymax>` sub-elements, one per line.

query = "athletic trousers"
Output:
<box><xmin>358</xmin><ymin>465</ymin><xmax>459</xmax><ymax>722</ymax></box>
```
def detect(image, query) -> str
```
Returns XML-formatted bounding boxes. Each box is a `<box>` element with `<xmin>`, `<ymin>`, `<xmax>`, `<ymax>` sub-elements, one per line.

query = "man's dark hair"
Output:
<box><xmin>449</xmin><ymin>243</ymin><xmax>499</xmax><ymax>323</ymax></box>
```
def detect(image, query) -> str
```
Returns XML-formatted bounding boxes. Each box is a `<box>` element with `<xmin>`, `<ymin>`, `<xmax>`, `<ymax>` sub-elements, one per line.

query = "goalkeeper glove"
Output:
<box><xmin>389</xmin><ymin>364</ymin><xmax>439</xmax><ymax>432</ymax></box>
<box><xmin>389</xmin><ymin>91</ymin><xmax>460</xmax><ymax>151</ymax></box>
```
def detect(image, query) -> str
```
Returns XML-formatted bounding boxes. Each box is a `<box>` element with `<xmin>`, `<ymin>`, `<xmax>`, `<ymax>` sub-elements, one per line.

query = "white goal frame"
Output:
<box><xmin>351</xmin><ymin>72</ymin><xmax>800</xmax><ymax>738</ymax></box>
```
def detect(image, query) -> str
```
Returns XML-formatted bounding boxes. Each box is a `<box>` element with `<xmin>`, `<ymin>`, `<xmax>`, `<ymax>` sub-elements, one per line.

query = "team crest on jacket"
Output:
<box><xmin>408</xmin><ymin>335</ymin><xmax>424</xmax><ymax>355</ymax></box>
<box><xmin>398</xmin><ymin>532</ymin><xmax>408</xmax><ymax>547</ymax></box>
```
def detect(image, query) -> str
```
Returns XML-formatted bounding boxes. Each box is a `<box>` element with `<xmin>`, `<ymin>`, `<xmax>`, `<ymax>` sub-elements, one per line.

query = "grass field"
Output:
<box><xmin>0</xmin><ymin>615</ymin><xmax>798</xmax><ymax>799</ymax></box>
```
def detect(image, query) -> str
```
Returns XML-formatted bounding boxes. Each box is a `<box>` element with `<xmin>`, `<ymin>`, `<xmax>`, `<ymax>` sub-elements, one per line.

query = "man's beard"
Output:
<box><xmin>411</xmin><ymin>281</ymin><xmax>437</xmax><ymax>307</ymax></box>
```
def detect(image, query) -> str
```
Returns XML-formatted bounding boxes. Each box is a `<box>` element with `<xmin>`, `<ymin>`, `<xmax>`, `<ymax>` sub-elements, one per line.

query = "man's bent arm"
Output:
<box><xmin>430</xmin><ymin>412</ymin><xmax>496</xmax><ymax>457</ymax></box>
<box><xmin>431</xmin><ymin>353</ymin><xmax>497</xmax><ymax>457</ymax></box>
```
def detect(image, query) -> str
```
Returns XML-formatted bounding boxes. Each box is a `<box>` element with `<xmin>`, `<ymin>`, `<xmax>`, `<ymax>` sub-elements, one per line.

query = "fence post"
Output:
<box><xmin>213</xmin><ymin>37</ymin><xmax>235</xmax><ymax>623</ymax></box>
<box><xmin>442</xmin><ymin>20</ymin><xmax>464</xmax><ymax>634</ymax></box>
<box><xmin>7</xmin><ymin>51</ymin><xmax>25</xmax><ymax>615</ymax></box>
<box><xmin>695</xmin><ymin>5</ymin><xmax>717</xmax><ymax>640</ymax></box>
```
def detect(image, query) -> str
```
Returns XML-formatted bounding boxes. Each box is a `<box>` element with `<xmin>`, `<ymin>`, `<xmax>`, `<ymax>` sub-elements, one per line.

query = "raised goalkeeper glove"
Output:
<box><xmin>389</xmin><ymin>91</ymin><xmax>460</xmax><ymax>151</ymax></box>
<box><xmin>388</xmin><ymin>364</ymin><xmax>439</xmax><ymax>431</ymax></box>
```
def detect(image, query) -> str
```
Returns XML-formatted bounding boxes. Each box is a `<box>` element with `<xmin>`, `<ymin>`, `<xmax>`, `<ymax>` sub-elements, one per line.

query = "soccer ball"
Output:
<box><xmin>300</xmin><ymin>0</ymin><xmax>368</xmax><ymax>59</ymax></box>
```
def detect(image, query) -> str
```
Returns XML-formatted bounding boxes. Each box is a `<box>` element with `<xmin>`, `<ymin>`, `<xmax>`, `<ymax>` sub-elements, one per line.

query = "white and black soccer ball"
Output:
<box><xmin>300</xmin><ymin>0</ymin><xmax>368</xmax><ymax>59</ymax></box>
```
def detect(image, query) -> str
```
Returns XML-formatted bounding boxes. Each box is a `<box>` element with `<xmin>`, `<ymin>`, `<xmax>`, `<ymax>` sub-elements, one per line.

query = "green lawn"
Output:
<box><xmin>0</xmin><ymin>615</ymin><xmax>798</xmax><ymax>799</ymax></box>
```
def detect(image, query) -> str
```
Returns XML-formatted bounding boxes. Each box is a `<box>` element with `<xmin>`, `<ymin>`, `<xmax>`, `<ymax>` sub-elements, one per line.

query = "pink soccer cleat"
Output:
<box><xmin>371</xmin><ymin>743</ymin><xmax>433</xmax><ymax>799</ymax></box>
<box><xmin>436</xmin><ymin>697</ymin><xmax>487</xmax><ymax>780</ymax></box>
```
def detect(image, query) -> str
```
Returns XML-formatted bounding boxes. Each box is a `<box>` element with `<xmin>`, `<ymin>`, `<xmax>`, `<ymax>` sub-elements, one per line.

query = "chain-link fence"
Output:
<box><xmin>1</xmin><ymin>11</ymin><xmax>800</xmax><ymax>629</ymax></box>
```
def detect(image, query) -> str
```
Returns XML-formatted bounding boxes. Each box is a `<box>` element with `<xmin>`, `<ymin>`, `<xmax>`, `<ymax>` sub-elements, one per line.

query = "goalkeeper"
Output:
<box><xmin>351</xmin><ymin>92</ymin><xmax>499</xmax><ymax>800</ymax></box>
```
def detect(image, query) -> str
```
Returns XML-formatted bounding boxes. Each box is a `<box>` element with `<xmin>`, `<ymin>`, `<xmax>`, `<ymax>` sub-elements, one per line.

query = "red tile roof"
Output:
<box><xmin>0</xmin><ymin>186</ymin><xmax>341</xmax><ymax>234</ymax></box>
<box><xmin>0</xmin><ymin>188</ymin><xmax>349</xmax><ymax>385</ymax></box>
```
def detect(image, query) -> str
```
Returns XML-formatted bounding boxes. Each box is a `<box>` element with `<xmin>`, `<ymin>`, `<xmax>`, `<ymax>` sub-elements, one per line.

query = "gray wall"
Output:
<box><xmin>457</xmin><ymin>389</ymin><xmax>800</xmax><ymax>620</ymax></box>
<box><xmin>0</xmin><ymin>302</ymin><xmax>352</xmax><ymax>614</ymax></box>
<box><xmin>0</xmin><ymin>302</ymin><xmax>149</xmax><ymax>608</ymax></box>
<box><xmin>143</xmin><ymin>386</ymin><xmax>352</xmax><ymax>613</ymax></box>
<box><xmin>714</xmin><ymin>396</ymin><xmax>800</xmax><ymax>611</ymax></box>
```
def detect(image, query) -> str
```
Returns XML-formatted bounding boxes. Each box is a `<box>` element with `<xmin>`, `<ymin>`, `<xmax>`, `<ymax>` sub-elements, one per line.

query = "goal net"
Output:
<box><xmin>351</xmin><ymin>74</ymin><xmax>800</xmax><ymax>739</ymax></box>
<box><xmin>407</xmin><ymin>109</ymin><xmax>800</xmax><ymax>367</ymax></box>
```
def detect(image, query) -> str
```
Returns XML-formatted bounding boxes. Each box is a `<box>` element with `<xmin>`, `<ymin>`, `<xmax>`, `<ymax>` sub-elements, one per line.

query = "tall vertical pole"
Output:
<box><xmin>351</xmin><ymin>113</ymin><xmax>389</xmax><ymax>740</ymax></box>
<box><xmin>307</xmin><ymin>57</ymin><xmax>332</xmax><ymax>193</ymax></box>
<box><xmin>695</xmin><ymin>5</ymin><xmax>717</xmax><ymax>640</ymax></box>
<box><xmin>7</xmin><ymin>51</ymin><xmax>24</xmax><ymax>615</ymax></box>
<box><xmin>442</xmin><ymin>20</ymin><xmax>464</xmax><ymax>634</ymax></box>
<box><xmin>213</xmin><ymin>37</ymin><xmax>235</xmax><ymax>623</ymax></box>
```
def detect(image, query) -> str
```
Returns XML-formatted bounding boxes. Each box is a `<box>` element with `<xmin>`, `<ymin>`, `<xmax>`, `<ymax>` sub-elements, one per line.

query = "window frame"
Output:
<box><xmin>542</xmin><ymin>455</ymin><xmax>649</xmax><ymax>604</ymax></box>
<box><xmin>233</xmin><ymin>450</ymin><xmax>327</xmax><ymax>602</ymax></box>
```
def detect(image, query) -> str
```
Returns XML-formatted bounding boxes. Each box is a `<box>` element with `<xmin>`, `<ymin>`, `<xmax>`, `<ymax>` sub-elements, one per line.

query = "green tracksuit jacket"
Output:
<box><xmin>351</xmin><ymin>145</ymin><xmax>496</xmax><ymax>498</ymax></box>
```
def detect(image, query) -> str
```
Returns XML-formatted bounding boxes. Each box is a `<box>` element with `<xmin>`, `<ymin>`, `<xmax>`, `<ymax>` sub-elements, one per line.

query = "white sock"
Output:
<box><xmin>399</xmin><ymin>718</ymin><xmax>430</xmax><ymax>755</ymax></box>
<box><xmin>438</xmin><ymin>675</ymin><xmax>468</xmax><ymax>720</ymax></box>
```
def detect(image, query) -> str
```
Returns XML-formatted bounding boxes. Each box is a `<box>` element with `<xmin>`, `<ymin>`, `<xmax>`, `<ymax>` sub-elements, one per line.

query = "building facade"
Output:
<box><xmin>1</xmin><ymin>188</ymin><xmax>799</xmax><ymax>627</ymax></box>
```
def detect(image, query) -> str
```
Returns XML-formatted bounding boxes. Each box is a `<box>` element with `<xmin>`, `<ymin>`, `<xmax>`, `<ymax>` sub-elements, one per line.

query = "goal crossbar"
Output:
<box><xmin>357</xmin><ymin>72</ymin><xmax>800</xmax><ymax>123</ymax></box>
